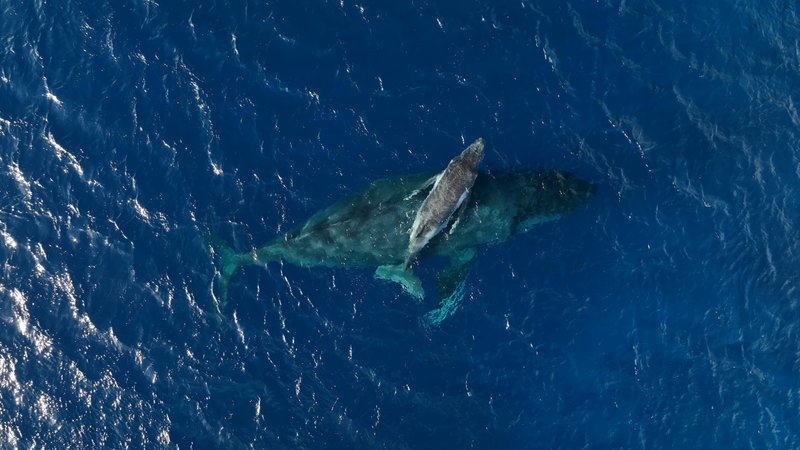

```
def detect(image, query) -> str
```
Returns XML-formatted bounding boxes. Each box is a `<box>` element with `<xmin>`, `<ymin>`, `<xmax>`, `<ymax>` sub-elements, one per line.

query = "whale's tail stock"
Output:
<box><xmin>208</xmin><ymin>233</ymin><xmax>285</xmax><ymax>317</ymax></box>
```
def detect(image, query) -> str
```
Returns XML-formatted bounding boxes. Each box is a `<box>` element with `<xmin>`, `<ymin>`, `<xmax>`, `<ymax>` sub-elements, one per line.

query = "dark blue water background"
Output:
<box><xmin>1</xmin><ymin>0</ymin><xmax>799</xmax><ymax>448</ymax></box>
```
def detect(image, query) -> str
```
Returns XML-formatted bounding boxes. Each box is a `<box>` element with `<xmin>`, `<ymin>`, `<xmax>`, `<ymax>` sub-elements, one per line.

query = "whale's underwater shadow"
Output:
<box><xmin>211</xmin><ymin>169</ymin><xmax>596</xmax><ymax>326</ymax></box>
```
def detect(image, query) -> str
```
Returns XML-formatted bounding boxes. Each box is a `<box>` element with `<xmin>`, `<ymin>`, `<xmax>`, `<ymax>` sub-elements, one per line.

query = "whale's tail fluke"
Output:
<box><xmin>208</xmin><ymin>235</ymin><xmax>284</xmax><ymax>318</ymax></box>
<box><xmin>208</xmin><ymin>236</ymin><xmax>251</xmax><ymax>315</ymax></box>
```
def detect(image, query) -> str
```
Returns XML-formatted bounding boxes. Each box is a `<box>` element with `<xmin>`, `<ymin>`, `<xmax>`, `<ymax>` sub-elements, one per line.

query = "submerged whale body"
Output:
<box><xmin>214</xmin><ymin>169</ymin><xmax>595</xmax><ymax>325</ymax></box>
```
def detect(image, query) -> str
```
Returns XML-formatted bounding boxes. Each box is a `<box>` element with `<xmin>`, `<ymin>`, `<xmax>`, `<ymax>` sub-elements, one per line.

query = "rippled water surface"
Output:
<box><xmin>1</xmin><ymin>0</ymin><xmax>800</xmax><ymax>448</ymax></box>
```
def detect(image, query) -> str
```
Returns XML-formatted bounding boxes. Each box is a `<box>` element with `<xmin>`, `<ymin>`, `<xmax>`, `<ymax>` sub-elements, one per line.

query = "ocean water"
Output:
<box><xmin>1</xmin><ymin>0</ymin><xmax>800</xmax><ymax>448</ymax></box>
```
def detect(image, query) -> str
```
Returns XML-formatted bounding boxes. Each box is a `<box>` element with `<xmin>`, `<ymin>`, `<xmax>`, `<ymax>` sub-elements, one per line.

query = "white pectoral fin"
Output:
<box><xmin>404</xmin><ymin>173</ymin><xmax>442</xmax><ymax>201</ymax></box>
<box><xmin>455</xmin><ymin>189</ymin><xmax>470</xmax><ymax>210</ymax></box>
<box><xmin>448</xmin><ymin>215</ymin><xmax>462</xmax><ymax>234</ymax></box>
<box><xmin>431</xmin><ymin>172</ymin><xmax>443</xmax><ymax>188</ymax></box>
<box><xmin>447</xmin><ymin>190</ymin><xmax>471</xmax><ymax>235</ymax></box>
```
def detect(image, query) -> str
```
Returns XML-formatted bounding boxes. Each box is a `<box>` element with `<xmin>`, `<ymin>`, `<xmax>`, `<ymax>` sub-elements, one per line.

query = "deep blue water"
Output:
<box><xmin>2</xmin><ymin>0</ymin><xmax>800</xmax><ymax>448</ymax></box>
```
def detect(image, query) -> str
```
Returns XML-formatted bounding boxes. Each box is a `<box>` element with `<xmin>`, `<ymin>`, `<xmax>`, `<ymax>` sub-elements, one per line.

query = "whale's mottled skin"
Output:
<box><xmin>213</xmin><ymin>169</ymin><xmax>595</xmax><ymax>325</ymax></box>
<box><xmin>408</xmin><ymin>138</ymin><xmax>484</xmax><ymax>260</ymax></box>
<box><xmin>376</xmin><ymin>138</ymin><xmax>485</xmax><ymax>299</ymax></box>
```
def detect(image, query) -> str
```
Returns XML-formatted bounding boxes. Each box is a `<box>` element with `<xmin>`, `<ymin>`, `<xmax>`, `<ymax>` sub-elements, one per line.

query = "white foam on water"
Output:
<box><xmin>8</xmin><ymin>162</ymin><xmax>32</xmax><ymax>201</ymax></box>
<box><xmin>1</xmin><ymin>229</ymin><xmax>17</xmax><ymax>250</ymax></box>
<box><xmin>131</xmin><ymin>198</ymin><xmax>151</xmax><ymax>222</ymax></box>
<box><xmin>45</xmin><ymin>92</ymin><xmax>63</xmax><ymax>107</ymax></box>
<box><xmin>45</xmin><ymin>132</ymin><xmax>84</xmax><ymax>178</ymax></box>
<box><xmin>0</xmin><ymin>348</ymin><xmax>23</xmax><ymax>413</ymax></box>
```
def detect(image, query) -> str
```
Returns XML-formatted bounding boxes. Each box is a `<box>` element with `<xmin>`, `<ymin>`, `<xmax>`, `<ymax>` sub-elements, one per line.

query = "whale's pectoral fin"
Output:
<box><xmin>403</xmin><ymin>173</ymin><xmax>441</xmax><ymax>201</ymax></box>
<box><xmin>422</xmin><ymin>248</ymin><xmax>476</xmax><ymax>326</ymax></box>
<box><xmin>375</xmin><ymin>264</ymin><xmax>425</xmax><ymax>300</ymax></box>
<box><xmin>446</xmin><ymin>194</ymin><xmax>472</xmax><ymax>235</ymax></box>
<box><xmin>434</xmin><ymin>249</ymin><xmax>474</xmax><ymax>300</ymax></box>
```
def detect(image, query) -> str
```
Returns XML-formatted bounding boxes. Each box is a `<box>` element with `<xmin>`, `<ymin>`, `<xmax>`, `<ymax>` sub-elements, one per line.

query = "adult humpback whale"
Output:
<box><xmin>376</xmin><ymin>138</ymin><xmax>485</xmax><ymax>300</ymax></box>
<box><xmin>212</xmin><ymin>169</ymin><xmax>595</xmax><ymax>325</ymax></box>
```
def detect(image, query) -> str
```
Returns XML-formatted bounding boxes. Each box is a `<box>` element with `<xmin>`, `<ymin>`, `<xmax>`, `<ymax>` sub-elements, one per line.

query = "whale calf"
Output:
<box><xmin>376</xmin><ymin>138</ymin><xmax>485</xmax><ymax>299</ymax></box>
<box><xmin>212</xmin><ymin>169</ymin><xmax>595</xmax><ymax>325</ymax></box>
